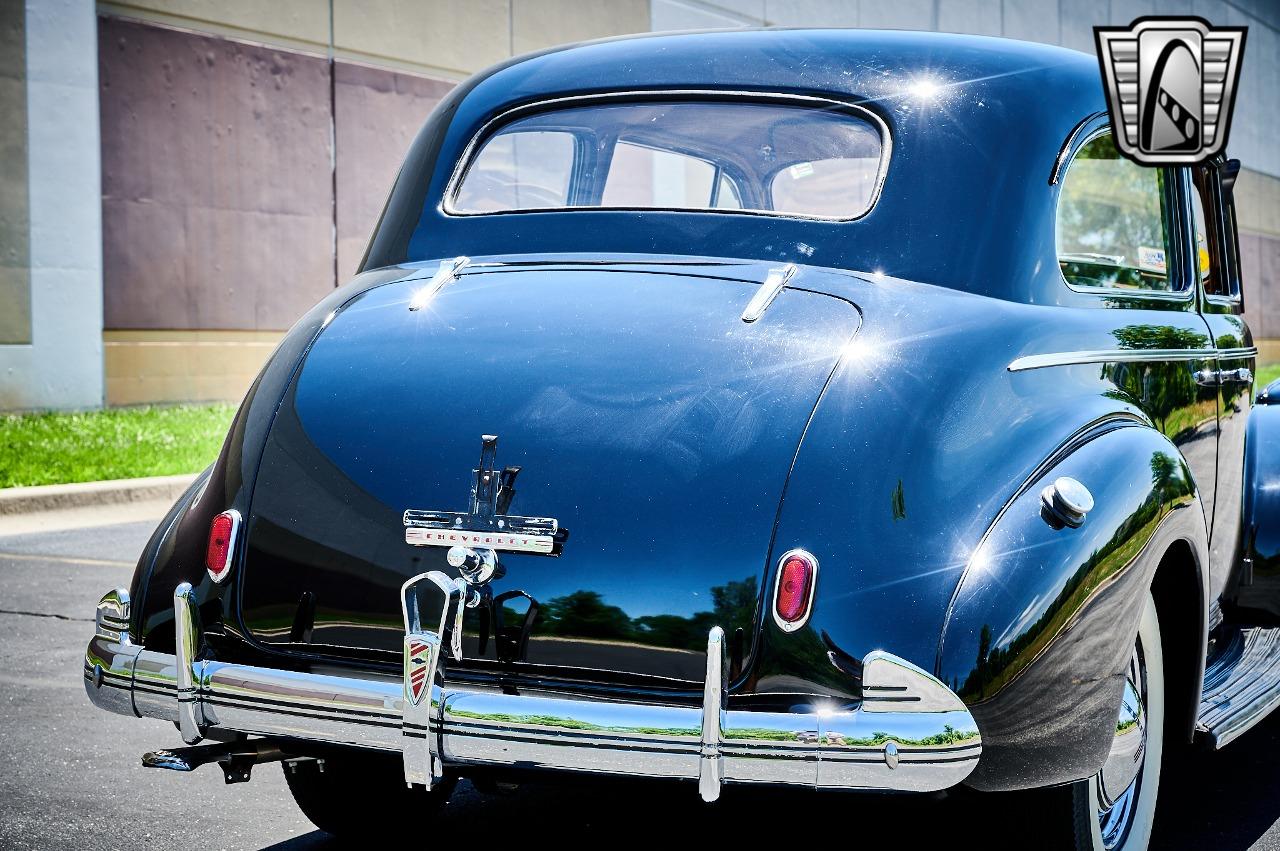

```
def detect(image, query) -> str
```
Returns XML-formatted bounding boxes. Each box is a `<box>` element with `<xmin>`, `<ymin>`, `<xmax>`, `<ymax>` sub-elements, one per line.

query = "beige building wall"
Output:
<box><xmin>105</xmin><ymin>329</ymin><xmax>282</xmax><ymax>405</ymax></box>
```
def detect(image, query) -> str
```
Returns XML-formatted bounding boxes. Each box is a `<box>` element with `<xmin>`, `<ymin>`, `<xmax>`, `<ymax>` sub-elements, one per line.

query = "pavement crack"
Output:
<box><xmin>0</xmin><ymin>608</ymin><xmax>93</xmax><ymax>623</ymax></box>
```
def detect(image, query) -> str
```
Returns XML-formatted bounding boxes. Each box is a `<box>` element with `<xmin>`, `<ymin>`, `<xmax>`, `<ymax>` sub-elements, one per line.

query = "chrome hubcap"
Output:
<box><xmin>1096</xmin><ymin>643</ymin><xmax>1147</xmax><ymax>849</ymax></box>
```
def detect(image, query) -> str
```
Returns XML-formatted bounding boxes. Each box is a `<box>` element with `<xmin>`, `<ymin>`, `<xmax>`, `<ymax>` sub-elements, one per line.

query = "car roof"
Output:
<box><xmin>365</xmin><ymin>29</ymin><xmax>1109</xmax><ymax>304</ymax></box>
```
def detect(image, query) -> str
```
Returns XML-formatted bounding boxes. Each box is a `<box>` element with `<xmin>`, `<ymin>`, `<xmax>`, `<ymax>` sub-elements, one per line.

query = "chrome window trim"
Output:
<box><xmin>1055</xmin><ymin>126</ymin><xmax>1194</xmax><ymax>302</ymax></box>
<box><xmin>440</xmin><ymin>90</ymin><xmax>892</xmax><ymax>224</ymax></box>
<box><xmin>1050</xmin><ymin>111</ymin><xmax>1107</xmax><ymax>186</ymax></box>
<box><xmin>1205</xmin><ymin>293</ymin><xmax>1244</xmax><ymax>309</ymax></box>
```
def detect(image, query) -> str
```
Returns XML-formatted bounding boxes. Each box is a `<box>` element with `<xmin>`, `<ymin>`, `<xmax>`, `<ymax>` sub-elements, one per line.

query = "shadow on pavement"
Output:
<box><xmin>257</xmin><ymin>711</ymin><xmax>1280</xmax><ymax>851</ymax></box>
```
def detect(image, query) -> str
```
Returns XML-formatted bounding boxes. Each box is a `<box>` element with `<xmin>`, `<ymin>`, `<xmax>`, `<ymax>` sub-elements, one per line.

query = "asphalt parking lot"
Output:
<box><xmin>3</xmin><ymin>516</ymin><xmax>1280</xmax><ymax>850</ymax></box>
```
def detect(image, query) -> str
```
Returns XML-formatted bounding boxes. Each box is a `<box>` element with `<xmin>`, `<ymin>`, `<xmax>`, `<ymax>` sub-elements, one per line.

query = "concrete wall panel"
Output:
<box><xmin>859</xmin><ymin>0</ymin><xmax>934</xmax><ymax>30</ymax></box>
<box><xmin>935</xmin><ymin>0</ymin><xmax>1003</xmax><ymax>37</ymax></box>
<box><xmin>1236</xmin><ymin>169</ymin><xmax>1280</xmax><ymax>238</ymax></box>
<box><xmin>0</xmin><ymin>0</ymin><xmax>102</xmax><ymax>410</ymax></box>
<box><xmin>765</xmin><ymin>0</ymin><xmax>857</xmax><ymax>27</ymax></box>
<box><xmin>0</xmin><ymin>0</ymin><xmax>30</xmax><ymax>344</ymax></box>
<box><xmin>512</xmin><ymin>0</ymin><xmax>649</xmax><ymax>54</ymax></box>
<box><xmin>1001</xmin><ymin>0</ymin><xmax>1058</xmax><ymax>44</ymax></box>
<box><xmin>1257</xmin><ymin>232</ymin><xmax>1280</xmax><ymax>343</ymax></box>
<box><xmin>333</xmin><ymin>61</ymin><xmax>453</xmax><ymax>282</ymax></box>
<box><xmin>106</xmin><ymin>0</ymin><xmax>331</xmax><ymax>48</ymax></box>
<box><xmin>99</xmin><ymin>16</ymin><xmax>334</xmax><ymax>330</ymax></box>
<box><xmin>333</xmin><ymin>0</ymin><xmax>510</xmax><ymax>78</ymax></box>
<box><xmin>651</xmin><ymin>0</ymin><xmax>747</xmax><ymax>31</ymax></box>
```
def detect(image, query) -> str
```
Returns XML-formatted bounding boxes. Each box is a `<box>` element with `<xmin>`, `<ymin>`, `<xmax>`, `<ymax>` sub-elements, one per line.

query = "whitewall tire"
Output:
<box><xmin>1069</xmin><ymin>590</ymin><xmax>1165</xmax><ymax>851</ymax></box>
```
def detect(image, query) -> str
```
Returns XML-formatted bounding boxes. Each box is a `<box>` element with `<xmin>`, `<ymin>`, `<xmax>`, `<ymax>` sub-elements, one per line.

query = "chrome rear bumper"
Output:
<box><xmin>84</xmin><ymin>581</ymin><xmax>981</xmax><ymax>799</ymax></box>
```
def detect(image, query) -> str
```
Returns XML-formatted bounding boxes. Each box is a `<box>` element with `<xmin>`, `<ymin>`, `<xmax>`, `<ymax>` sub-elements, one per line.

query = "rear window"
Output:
<box><xmin>448</xmin><ymin>100</ymin><xmax>887</xmax><ymax>220</ymax></box>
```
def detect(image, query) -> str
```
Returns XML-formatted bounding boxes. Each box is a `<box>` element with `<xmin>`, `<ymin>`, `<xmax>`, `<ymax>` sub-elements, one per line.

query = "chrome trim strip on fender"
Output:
<box><xmin>1008</xmin><ymin>348</ymin><xmax>1222</xmax><ymax>372</ymax></box>
<box><xmin>84</xmin><ymin>589</ymin><xmax>982</xmax><ymax>797</ymax></box>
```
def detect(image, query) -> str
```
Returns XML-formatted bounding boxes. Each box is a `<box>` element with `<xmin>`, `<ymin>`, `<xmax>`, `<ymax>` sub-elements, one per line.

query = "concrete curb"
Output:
<box><xmin>0</xmin><ymin>474</ymin><xmax>198</xmax><ymax>516</ymax></box>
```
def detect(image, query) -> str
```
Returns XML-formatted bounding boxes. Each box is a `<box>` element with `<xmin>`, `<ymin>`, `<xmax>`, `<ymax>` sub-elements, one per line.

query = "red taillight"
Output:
<box><xmin>773</xmin><ymin>549</ymin><xmax>818</xmax><ymax>630</ymax></box>
<box><xmin>206</xmin><ymin>510</ymin><xmax>241</xmax><ymax>583</ymax></box>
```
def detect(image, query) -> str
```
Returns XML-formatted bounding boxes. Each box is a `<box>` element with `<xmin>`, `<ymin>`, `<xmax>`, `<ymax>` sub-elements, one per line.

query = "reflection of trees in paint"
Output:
<box><xmin>958</xmin><ymin>451</ymin><xmax>1189</xmax><ymax>703</ymax></box>
<box><xmin>1103</xmin><ymin>324</ymin><xmax>1212</xmax><ymax>440</ymax></box>
<box><xmin>528</xmin><ymin>577</ymin><xmax>760</xmax><ymax>652</ymax></box>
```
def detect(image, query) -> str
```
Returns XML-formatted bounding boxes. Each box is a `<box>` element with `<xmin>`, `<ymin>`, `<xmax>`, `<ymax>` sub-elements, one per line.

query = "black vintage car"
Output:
<box><xmin>84</xmin><ymin>29</ymin><xmax>1278</xmax><ymax>851</ymax></box>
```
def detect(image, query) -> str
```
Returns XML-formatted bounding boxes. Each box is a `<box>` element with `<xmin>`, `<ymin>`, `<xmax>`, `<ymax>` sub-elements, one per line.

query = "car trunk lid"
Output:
<box><xmin>238</xmin><ymin>259</ymin><xmax>859</xmax><ymax>686</ymax></box>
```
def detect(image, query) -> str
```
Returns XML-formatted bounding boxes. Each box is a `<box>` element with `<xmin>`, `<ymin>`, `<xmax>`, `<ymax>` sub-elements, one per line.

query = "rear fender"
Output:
<box><xmin>127</xmin><ymin>267</ymin><xmax>408</xmax><ymax>648</ymax></box>
<box><xmin>937</xmin><ymin>422</ymin><xmax>1208</xmax><ymax>792</ymax></box>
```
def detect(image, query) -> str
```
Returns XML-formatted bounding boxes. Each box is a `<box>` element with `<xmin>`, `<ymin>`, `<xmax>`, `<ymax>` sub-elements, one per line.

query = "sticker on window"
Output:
<box><xmin>1137</xmin><ymin>246</ymin><xmax>1167</xmax><ymax>273</ymax></box>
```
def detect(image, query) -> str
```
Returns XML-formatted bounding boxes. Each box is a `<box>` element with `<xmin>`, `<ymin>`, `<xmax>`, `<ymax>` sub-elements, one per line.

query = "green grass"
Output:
<box><xmin>1258</xmin><ymin>362</ymin><xmax>1280</xmax><ymax>390</ymax></box>
<box><xmin>0</xmin><ymin>404</ymin><xmax>236</xmax><ymax>489</ymax></box>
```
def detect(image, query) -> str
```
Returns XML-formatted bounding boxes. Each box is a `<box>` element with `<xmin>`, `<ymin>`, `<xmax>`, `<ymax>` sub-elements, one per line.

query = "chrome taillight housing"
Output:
<box><xmin>772</xmin><ymin>548</ymin><xmax>818</xmax><ymax>631</ymax></box>
<box><xmin>205</xmin><ymin>509</ymin><xmax>241</xmax><ymax>583</ymax></box>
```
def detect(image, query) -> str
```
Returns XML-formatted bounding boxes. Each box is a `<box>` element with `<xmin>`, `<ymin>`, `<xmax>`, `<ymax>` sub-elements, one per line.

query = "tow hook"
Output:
<box><xmin>141</xmin><ymin>738</ymin><xmax>294</xmax><ymax>784</ymax></box>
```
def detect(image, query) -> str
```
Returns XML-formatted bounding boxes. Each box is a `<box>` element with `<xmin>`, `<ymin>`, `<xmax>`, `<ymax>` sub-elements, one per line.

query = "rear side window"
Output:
<box><xmin>448</xmin><ymin>99</ymin><xmax>887</xmax><ymax>220</ymax></box>
<box><xmin>1057</xmin><ymin>132</ymin><xmax>1179</xmax><ymax>293</ymax></box>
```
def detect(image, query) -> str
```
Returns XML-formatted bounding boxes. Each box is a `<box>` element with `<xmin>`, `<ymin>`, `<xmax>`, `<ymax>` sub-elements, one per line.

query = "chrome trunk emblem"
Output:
<box><xmin>403</xmin><ymin>435</ymin><xmax>566</xmax><ymax>556</ymax></box>
<box><xmin>405</xmin><ymin>637</ymin><xmax>434</xmax><ymax>706</ymax></box>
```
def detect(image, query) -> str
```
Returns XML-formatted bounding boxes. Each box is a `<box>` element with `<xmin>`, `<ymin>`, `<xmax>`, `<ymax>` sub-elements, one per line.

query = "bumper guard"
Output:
<box><xmin>84</xmin><ymin>574</ymin><xmax>981</xmax><ymax>800</ymax></box>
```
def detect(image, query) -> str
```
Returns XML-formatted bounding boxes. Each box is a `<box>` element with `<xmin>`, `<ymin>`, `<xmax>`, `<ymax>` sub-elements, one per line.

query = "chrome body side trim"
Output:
<box><xmin>1008</xmin><ymin>347</ymin><xmax>1223</xmax><ymax>372</ymax></box>
<box><xmin>740</xmin><ymin>264</ymin><xmax>799</xmax><ymax>323</ymax></box>
<box><xmin>84</xmin><ymin>589</ymin><xmax>981</xmax><ymax>796</ymax></box>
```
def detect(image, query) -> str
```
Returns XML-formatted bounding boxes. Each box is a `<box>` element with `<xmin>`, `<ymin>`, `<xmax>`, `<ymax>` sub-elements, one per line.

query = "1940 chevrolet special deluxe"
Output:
<box><xmin>84</xmin><ymin>28</ymin><xmax>1279</xmax><ymax>851</ymax></box>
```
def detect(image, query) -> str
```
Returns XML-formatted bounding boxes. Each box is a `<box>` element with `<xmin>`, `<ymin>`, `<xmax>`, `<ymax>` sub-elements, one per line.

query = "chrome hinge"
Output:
<box><xmin>740</xmin><ymin>264</ymin><xmax>799</xmax><ymax>323</ymax></box>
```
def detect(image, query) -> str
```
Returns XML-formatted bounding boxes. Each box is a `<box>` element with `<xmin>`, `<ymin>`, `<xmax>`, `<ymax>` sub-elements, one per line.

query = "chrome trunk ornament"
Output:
<box><xmin>407</xmin><ymin>256</ymin><xmax>470</xmax><ymax>311</ymax></box>
<box><xmin>404</xmin><ymin>435</ymin><xmax>567</xmax><ymax>555</ymax></box>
